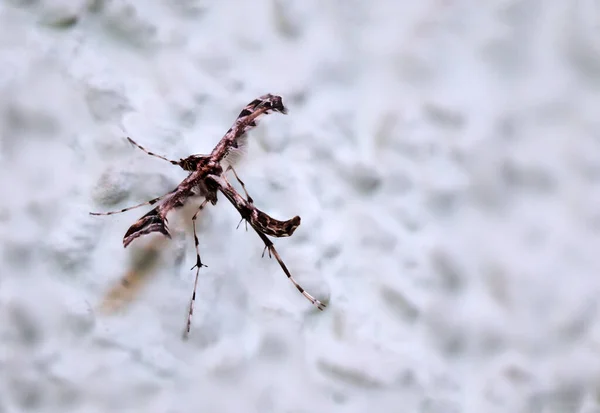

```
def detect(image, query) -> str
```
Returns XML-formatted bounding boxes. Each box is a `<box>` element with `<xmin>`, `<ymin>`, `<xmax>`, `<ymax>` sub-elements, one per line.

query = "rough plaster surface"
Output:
<box><xmin>1</xmin><ymin>1</ymin><xmax>600</xmax><ymax>412</ymax></box>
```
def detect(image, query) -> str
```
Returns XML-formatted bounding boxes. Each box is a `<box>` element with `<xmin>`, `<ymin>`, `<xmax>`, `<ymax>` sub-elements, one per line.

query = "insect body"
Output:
<box><xmin>91</xmin><ymin>94</ymin><xmax>326</xmax><ymax>336</ymax></box>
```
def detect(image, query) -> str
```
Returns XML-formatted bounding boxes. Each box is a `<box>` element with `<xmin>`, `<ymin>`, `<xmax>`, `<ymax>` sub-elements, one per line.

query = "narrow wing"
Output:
<box><xmin>123</xmin><ymin>206</ymin><xmax>171</xmax><ymax>247</ymax></box>
<box><xmin>211</xmin><ymin>94</ymin><xmax>288</xmax><ymax>166</ymax></box>
<box><xmin>122</xmin><ymin>178</ymin><xmax>201</xmax><ymax>247</ymax></box>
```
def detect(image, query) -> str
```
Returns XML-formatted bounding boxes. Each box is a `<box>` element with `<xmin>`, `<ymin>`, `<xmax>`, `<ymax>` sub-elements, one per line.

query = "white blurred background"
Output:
<box><xmin>1</xmin><ymin>1</ymin><xmax>600</xmax><ymax>412</ymax></box>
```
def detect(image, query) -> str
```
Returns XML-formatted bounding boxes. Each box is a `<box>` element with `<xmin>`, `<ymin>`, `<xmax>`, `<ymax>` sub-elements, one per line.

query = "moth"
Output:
<box><xmin>91</xmin><ymin>94</ymin><xmax>327</xmax><ymax>336</ymax></box>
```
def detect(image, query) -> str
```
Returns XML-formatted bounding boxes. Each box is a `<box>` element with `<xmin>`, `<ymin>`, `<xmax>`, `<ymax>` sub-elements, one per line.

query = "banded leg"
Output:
<box><xmin>222</xmin><ymin>165</ymin><xmax>254</xmax><ymax>231</ymax></box>
<box><xmin>127</xmin><ymin>137</ymin><xmax>180</xmax><ymax>166</ymax></box>
<box><xmin>208</xmin><ymin>174</ymin><xmax>326</xmax><ymax>311</ymax></box>
<box><xmin>90</xmin><ymin>193</ymin><xmax>168</xmax><ymax>216</ymax></box>
<box><xmin>254</xmin><ymin>229</ymin><xmax>327</xmax><ymax>311</ymax></box>
<box><xmin>225</xmin><ymin>165</ymin><xmax>253</xmax><ymax>203</ymax></box>
<box><xmin>184</xmin><ymin>198</ymin><xmax>210</xmax><ymax>338</ymax></box>
<box><xmin>224</xmin><ymin>166</ymin><xmax>252</xmax><ymax>231</ymax></box>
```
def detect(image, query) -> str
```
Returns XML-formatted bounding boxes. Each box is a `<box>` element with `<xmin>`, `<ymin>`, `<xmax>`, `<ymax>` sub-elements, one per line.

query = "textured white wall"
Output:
<box><xmin>1</xmin><ymin>1</ymin><xmax>600</xmax><ymax>412</ymax></box>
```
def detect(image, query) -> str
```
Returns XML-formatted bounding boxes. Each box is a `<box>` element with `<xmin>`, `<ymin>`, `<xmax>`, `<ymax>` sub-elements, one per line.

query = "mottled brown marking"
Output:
<box><xmin>91</xmin><ymin>94</ymin><xmax>326</xmax><ymax>337</ymax></box>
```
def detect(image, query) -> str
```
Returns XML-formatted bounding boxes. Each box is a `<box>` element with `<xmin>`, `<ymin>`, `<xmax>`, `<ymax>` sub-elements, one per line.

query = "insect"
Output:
<box><xmin>90</xmin><ymin>94</ymin><xmax>327</xmax><ymax>337</ymax></box>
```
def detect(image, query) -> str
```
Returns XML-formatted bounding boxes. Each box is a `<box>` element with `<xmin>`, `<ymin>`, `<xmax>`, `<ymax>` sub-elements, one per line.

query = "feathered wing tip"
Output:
<box><xmin>123</xmin><ymin>207</ymin><xmax>171</xmax><ymax>248</ymax></box>
<box><xmin>252</xmin><ymin>94</ymin><xmax>287</xmax><ymax>115</ymax></box>
<box><xmin>223</xmin><ymin>134</ymin><xmax>248</xmax><ymax>168</ymax></box>
<box><xmin>254</xmin><ymin>214</ymin><xmax>301</xmax><ymax>238</ymax></box>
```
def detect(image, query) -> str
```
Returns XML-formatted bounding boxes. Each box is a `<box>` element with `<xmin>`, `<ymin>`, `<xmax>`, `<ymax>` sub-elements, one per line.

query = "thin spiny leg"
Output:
<box><xmin>236</xmin><ymin>217</ymin><xmax>246</xmax><ymax>231</ymax></box>
<box><xmin>226</xmin><ymin>165</ymin><xmax>253</xmax><ymax>203</ymax></box>
<box><xmin>127</xmin><ymin>137</ymin><xmax>180</xmax><ymax>166</ymax></box>
<box><xmin>208</xmin><ymin>173</ymin><xmax>324</xmax><ymax>311</ymax></box>
<box><xmin>224</xmin><ymin>166</ymin><xmax>251</xmax><ymax>231</ymax></box>
<box><xmin>90</xmin><ymin>194</ymin><xmax>168</xmax><ymax>216</ymax></box>
<box><xmin>184</xmin><ymin>198</ymin><xmax>210</xmax><ymax>338</ymax></box>
<box><xmin>254</xmin><ymin>229</ymin><xmax>327</xmax><ymax>311</ymax></box>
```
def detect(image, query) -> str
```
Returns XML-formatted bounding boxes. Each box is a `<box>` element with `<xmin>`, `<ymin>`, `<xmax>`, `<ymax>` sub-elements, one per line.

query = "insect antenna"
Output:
<box><xmin>126</xmin><ymin>137</ymin><xmax>180</xmax><ymax>166</ymax></box>
<box><xmin>89</xmin><ymin>193</ymin><xmax>168</xmax><ymax>216</ymax></box>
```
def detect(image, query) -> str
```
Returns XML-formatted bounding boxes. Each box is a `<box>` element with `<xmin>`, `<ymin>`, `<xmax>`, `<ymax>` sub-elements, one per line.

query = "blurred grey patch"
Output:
<box><xmin>479</xmin><ymin>32</ymin><xmax>527</xmax><ymax>78</ymax></box>
<box><xmin>331</xmin><ymin>390</ymin><xmax>348</xmax><ymax>404</ymax></box>
<box><xmin>501</xmin><ymin>159</ymin><xmax>557</xmax><ymax>193</ymax></box>
<box><xmin>557</xmin><ymin>300</ymin><xmax>595</xmax><ymax>343</ymax></box>
<box><xmin>574</xmin><ymin>143</ymin><xmax>600</xmax><ymax>183</ymax></box>
<box><xmin>387</xmin><ymin>169</ymin><xmax>413</xmax><ymax>195</ymax></box>
<box><xmin>46</xmin><ymin>376</ymin><xmax>81</xmax><ymax>409</ymax></box>
<box><xmin>332</xmin><ymin>311</ymin><xmax>345</xmax><ymax>340</ymax></box>
<box><xmin>483</xmin><ymin>261</ymin><xmax>510</xmax><ymax>307</ymax></box>
<box><xmin>8</xmin><ymin>375</ymin><xmax>43</xmax><ymax>410</ymax></box>
<box><xmin>91</xmin><ymin>170</ymin><xmax>131</xmax><ymax>206</ymax></box>
<box><xmin>373</xmin><ymin>112</ymin><xmax>400</xmax><ymax>151</ymax></box>
<box><xmin>423</xmin><ymin>103</ymin><xmax>465</xmax><ymax>129</ymax></box>
<box><xmin>393</xmin><ymin>204</ymin><xmax>424</xmax><ymax>232</ymax></box>
<box><xmin>175</xmin><ymin>107</ymin><xmax>198</xmax><ymax>129</ymax></box>
<box><xmin>528</xmin><ymin>385</ymin><xmax>585</xmax><ymax>413</ymax></box>
<box><xmin>380</xmin><ymin>286</ymin><xmax>420</xmax><ymax>323</ymax></box>
<box><xmin>343</xmin><ymin>162</ymin><xmax>382</xmax><ymax>194</ymax></box>
<box><xmin>331</xmin><ymin>111</ymin><xmax>357</xmax><ymax>144</ymax></box>
<box><xmin>395</xmin><ymin>52</ymin><xmax>436</xmax><ymax>85</ymax></box>
<box><xmin>87</xmin><ymin>0</ymin><xmax>104</xmax><ymax>13</ymax></box>
<box><xmin>289</xmin><ymin>90</ymin><xmax>307</xmax><ymax>106</ymax></box>
<box><xmin>496</xmin><ymin>0</ymin><xmax>537</xmax><ymax>26</ymax></box>
<box><xmin>39</xmin><ymin>9</ymin><xmax>79</xmax><ymax>29</ymax></box>
<box><xmin>255</xmin><ymin>126</ymin><xmax>291</xmax><ymax>154</ymax></box>
<box><xmin>564</xmin><ymin>0</ymin><xmax>600</xmax><ymax>81</ymax></box>
<box><xmin>129</xmin><ymin>245</ymin><xmax>161</xmax><ymax>273</ymax></box>
<box><xmin>170</xmin><ymin>0</ymin><xmax>207</xmax><ymax>17</ymax></box>
<box><xmin>3</xmin><ymin>241</ymin><xmax>33</xmax><ymax>269</ymax></box>
<box><xmin>477</xmin><ymin>328</ymin><xmax>507</xmax><ymax>356</ymax></box>
<box><xmin>128</xmin><ymin>349</ymin><xmax>175</xmax><ymax>379</ymax></box>
<box><xmin>101</xmin><ymin>4</ymin><xmax>158</xmax><ymax>48</ymax></box>
<box><xmin>272</xmin><ymin>0</ymin><xmax>303</xmax><ymax>39</ymax></box>
<box><xmin>5</xmin><ymin>0</ymin><xmax>38</xmax><ymax>6</ymax></box>
<box><xmin>430</xmin><ymin>248</ymin><xmax>466</xmax><ymax>293</ymax></box>
<box><xmin>171</xmin><ymin>239</ymin><xmax>188</xmax><ymax>272</ymax></box>
<box><xmin>496</xmin><ymin>113</ymin><xmax>521</xmax><ymax>143</ymax></box>
<box><xmin>425</xmin><ymin>311</ymin><xmax>466</xmax><ymax>356</ymax></box>
<box><xmin>61</xmin><ymin>301</ymin><xmax>95</xmax><ymax>337</ymax></box>
<box><xmin>317</xmin><ymin>360</ymin><xmax>385</xmax><ymax>389</ymax></box>
<box><xmin>438</xmin><ymin>330</ymin><xmax>465</xmax><ymax>356</ymax></box>
<box><xmin>425</xmin><ymin>190</ymin><xmax>462</xmax><ymax>217</ymax></box>
<box><xmin>4</xmin><ymin>103</ymin><xmax>60</xmax><ymax>139</ymax></box>
<box><xmin>320</xmin><ymin>243</ymin><xmax>342</xmax><ymax>261</ymax></box>
<box><xmin>420</xmin><ymin>396</ymin><xmax>461</xmax><ymax>413</ymax></box>
<box><xmin>255</xmin><ymin>388</ymin><xmax>275</xmax><ymax>413</ymax></box>
<box><xmin>6</xmin><ymin>303</ymin><xmax>42</xmax><ymax>346</ymax></box>
<box><xmin>257</xmin><ymin>333</ymin><xmax>288</xmax><ymax>361</ymax></box>
<box><xmin>311</xmin><ymin>138</ymin><xmax>334</xmax><ymax>161</ymax></box>
<box><xmin>85</xmin><ymin>87</ymin><xmax>132</xmax><ymax>123</ymax></box>
<box><xmin>586</xmin><ymin>212</ymin><xmax>600</xmax><ymax>233</ymax></box>
<box><xmin>502</xmin><ymin>363</ymin><xmax>533</xmax><ymax>385</ymax></box>
<box><xmin>357</xmin><ymin>215</ymin><xmax>397</xmax><ymax>252</ymax></box>
<box><xmin>128</xmin><ymin>171</ymin><xmax>179</xmax><ymax>201</ymax></box>
<box><xmin>396</xmin><ymin>368</ymin><xmax>418</xmax><ymax>389</ymax></box>
<box><xmin>48</xmin><ymin>213</ymin><xmax>103</xmax><ymax>273</ymax></box>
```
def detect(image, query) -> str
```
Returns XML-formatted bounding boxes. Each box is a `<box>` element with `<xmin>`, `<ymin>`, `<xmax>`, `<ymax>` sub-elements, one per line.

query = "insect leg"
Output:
<box><xmin>224</xmin><ymin>165</ymin><xmax>253</xmax><ymax>231</ymax></box>
<box><xmin>184</xmin><ymin>197</ymin><xmax>210</xmax><ymax>338</ymax></box>
<box><xmin>225</xmin><ymin>165</ymin><xmax>253</xmax><ymax>203</ymax></box>
<box><xmin>254</xmin><ymin>230</ymin><xmax>327</xmax><ymax>311</ymax></box>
